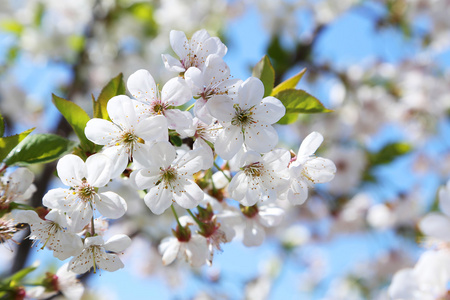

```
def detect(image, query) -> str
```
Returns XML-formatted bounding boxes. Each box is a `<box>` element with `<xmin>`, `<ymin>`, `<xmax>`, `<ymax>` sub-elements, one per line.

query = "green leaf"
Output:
<box><xmin>93</xmin><ymin>73</ymin><xmax>126</xmax><ymax>119</ymax></box>
<box><xmin>170</xmin><ymin>135</ymin><xmax>182</xmax><ymax>147</ymax></box>
<box><xmin>0</xmin><ymin>20</ymin><xmax>24</xmax><ymax>35</ymax></box>
<box><xmin>252</xmin><ymin>55</ymin><xmax>275</xmax><ymax>97</ymax></box>
<box><xmin>275</xmin><ymin>89</ymin><xmax>331</xmax><ymax>116</ymax></box>
<box><xmin>271</xmin><ymin>68</ymin><xmax>306</xmax><ymax>96</ymax></box>
<box><xmin>52</xmin><ymin>94</ymin><xmax>94</xmax><ymax>152</ymax></box>
<box><xmin>4</xmin><ymin>134</ymin><xmax>76</xmax><ymax>166</ymax></box>
<box><xmin>0</xmin><ymin>128</ymin><xmax>34</xmax><ymax>162</ymax></box>
<box><xmin>0</xmin><ymin>110</ymin><xmax>4</xmax><ymax>137</ymax></box>
<box><xmin>368</xmin><ymin>142</ymin><xmax>412</xmax><ymax>166</ymax></box>
<box><xmin>4</xmin><ymin>264</ymin><xmax>38</xmax><ymax>284</ymax></box>
<box><xmin>277</xmin><ymin>113</ymin><xmax>299</xmax><ymax>125</ymax></box>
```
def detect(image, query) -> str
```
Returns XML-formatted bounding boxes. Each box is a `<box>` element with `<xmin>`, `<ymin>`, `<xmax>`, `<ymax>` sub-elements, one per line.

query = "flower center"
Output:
<box><xmin>231</xmin><ymin>104</ymin><xmax>255</xmax><ymax>127</ymax></box>
<box><xmin>161</xmin><ymin>167</ymin><xmax>178</xmax><ymax>186</ymax></box>
<box><xmin>243</xmin><ymin>162</ymin><xmax>263</xmax><ymax>178</ymax></box>
<box><xmin>76</xmin><ymin>180</ymin><xmax>95</xmax><ymax>202</ymax></box>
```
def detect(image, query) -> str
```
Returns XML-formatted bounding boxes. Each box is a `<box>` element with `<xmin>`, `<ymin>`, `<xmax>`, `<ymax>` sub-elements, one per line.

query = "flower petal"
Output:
<box><xmin>57</xmin><ymin>154</ymin><xmax>86</xmax><ymax>187</ymax></box>
<box><xmin>104</xmin><ymin>234</ymin><xmax>132</xmax><ymax>253</ymax></box>
<box><xmin>298</xmin><ymin>132</ymin><xmax>324</xmax><ymax>157</ymax></box>
<box><xmin>245</xmin><ymin>123</ymin><xmax>278</xmax><ymax>153</ymax></box>
<box><xmin>161</xmin><ymin>77</ymin><xmax>192</xmax><ymax>106</ymax></box>
<box><xmin>214</xmin><ymin>125</ymin><xmax>243</xmax><ymax>160</ymax></box>
<box><xmin>96</xmin><ymin>192</ymin><xmax>127</xmax><ymax>219</ymax></box>
<box><xmin>253</xmin><ymin>96</ymin><xmax>285</xmax><ymax>124</ymax></box>
<box><xmin>173</xmin><ymin>179</ymin><xmax>204</xmax><ymax>209</ymax></box>
<box><xmin>85</xmin><ymin>153</ymin><xmax>112</xmax><ymax>187</ymax></box>
<box><xmin>144</xmin><ymin>184</ymin><xmax>173</xmax><ymax>215</ymax></box>
<box><xmin>85</xmin><ymin>118</ymin><xmax>120</xmax><ymax>145</ymax></box>
<box><xmin>237</xmin><ymin>77</ymin><xmax>264</xmax><ymax>109</ymax></box>
<box><xmin>127</xmin><ymin>69</ymin><xmax>157</xmax><ymax>103</ymax></box>
<box><xmin>207</xmin><ymin>95</ymin><xmax>235</xmax><ymax>123</ymax></box>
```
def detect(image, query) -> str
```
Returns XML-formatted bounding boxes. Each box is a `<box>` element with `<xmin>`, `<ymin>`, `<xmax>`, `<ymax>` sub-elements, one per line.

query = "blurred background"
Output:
<box><xmin>1</xmin><ymin>0</ymin><xmax>450</xmax><ymax>299</ymax></box>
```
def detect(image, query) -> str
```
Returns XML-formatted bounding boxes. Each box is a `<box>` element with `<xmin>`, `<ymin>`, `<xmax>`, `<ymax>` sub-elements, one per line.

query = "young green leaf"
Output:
<box><xmin>275</xmin><ymin>89</ymin><xmax>331</xmax><ymax>115</ymax></box>
<box><xmin>3</xmin><ymin>264</ymin><xmax>38</xmax><ymax>285</ymax></box>
<box><xmin>93</xmin><ymin>73</ymin><xmax>126</xmax><ymax>119</ymax></box>
<box><xmin>0</xmin><ymin>128</ymin><xmax>34</xmax><ymax>162</ymax></box>
<box><xmin>271</xmin><ymin>68</ymin><xmax>307</xmax><ymax>96</ymax></box>
<box><xmin>4</xmin><ymin>134</ymin><xmax>76</xmax><ymax>166</ymax></box>
<box><xmin>277</xmin><ymin>113</ymin><xmax>299</xmax><ymax>125</ymax></box>
<box><xmin>52</xmin><ymin>94</ymin><xmax>94</xmax><ymax>152</ymax></box>
<box><xmin>252</xmin><ymin>55</ymin><xmax>275</xmax><ymax>97</ymax></box>
<box><xmin>0</xmin><ymin>110</ymin><xmax>4</xmax><ymax>137</ymax></box>
<box><xmin>368</xmin><ymin>142</ymin><xmax>412</xmax><ymax>166</ymax></box>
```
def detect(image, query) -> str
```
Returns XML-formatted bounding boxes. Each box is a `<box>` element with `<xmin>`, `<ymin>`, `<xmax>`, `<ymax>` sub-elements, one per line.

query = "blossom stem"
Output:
<box><xmin>213</xmin><ymin>162</ymin><xmax>231</xmax><ymax>182</ymax></box>
<box><xmin>185</xmin><ymin>103</ymin><xmax>195</xmax><ymax>111</ymax></box>
<box><xmin>171</xmin><ymin>204</ymin><xmax>182</xmax><ymax>228</ymax></box>
<box><xmin>187</xmin><ymin>209</ymin><xmax>203</xmax><ymax>228</ymax></box>
<box><xmin>90</xmin><ymin>216</ymin><xmax>95</xmax><ymax>237</ymax></box>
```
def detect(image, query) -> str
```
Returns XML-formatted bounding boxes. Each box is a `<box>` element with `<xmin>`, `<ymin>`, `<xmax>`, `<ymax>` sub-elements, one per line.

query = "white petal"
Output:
<box><xmin>164</xmin><ymin>109</ymin><xmax>193</xmax><ymax>130</ymax></box>
<box><xmin>149</xmin><ymin>141</ymin><xmax>176</xmax><ymax>169</ymax></box>
<box><xmin>261</xmin><ymin>148</ymin><xmax>290</xmax><ymax>172</ymax></box>
<box><xmin>419</xmin><ymin>213</ymin><xmax>450</xmax><ymax>241</ymax></box>
<box><xmin>245</xmin><ymin>124</ymin><xmax>278</xmax><ymax>153</ymax></box>
<box><xmin>229</xmin><ymin>172</ymin><xmax>249</xmax><ymax>201</ymax></box>
<box><xmin>253</xmin><ymin>96</ymin><xmax>285</xmax><ymax>124</ymax></box>
<box><xmin>184</xmin><ymin>67</ymin><xmax>204</xmax><ymax>96</ymax></box>
<box><xmin>104</xmin><ymin>234</ymin><xmax>132</xmax><ymax>253</ymax></box>
<box><xmin>144</xmin><ymin>184</ymin><xmax>173</xmax><ymax>215</ymax></box>
<box><xmin>160</xmin><ymin>237</ymin><xmax>180</xmax><ymax>266</ymax></box>
<box><xmin>439</xmin><ymin>185</ymin><xmax>450</xmax><ymax>217</ymax></box>
<box><xmin>258</xmin><ymin>206</ymin><xmax>284</xmax><ymax>227</ymax></box>
<box><xmin>170</xmin><ymin>30</ymin><xmax>189</xmax><ymax>59</ymax></box>
<box><xmin>287</xmin><ymin>179</ymin><xmax>309</xmax><ymax>205</ymax></box>
<box><xmin>107</xmin><ymin>95</ymin><xmax>138</xmax><ymax>130</ymax></box>
<box><xmin>243</xmin><ymin>220</ymin><xmax>265</xmax><ymax>247</ymax></box>
<box><xmin>96</xmin><ymin>192</ymin><xmax>127</xmax><ymax>219</ymax></box>
<box><xmin>132</xmin><ymin>167</ymin><xmax>161</xmax><ymax>189</ymax></box>
<box><xmin>207</xmin><ymin>95</ymin><xmax>235</xmax><ymax>123</ymax></box>
<box><xmin>135</xmin><ymin>115</ymin><xmax>168</xmax><ymax>142</ymax></box>
<box><xmin>173</xmin><ymin>179</ymin><xmax>204</xmax><ymax>209</ymax></box>
<box><xmin>161</xmin><ymin>77</ymin><xmax>192</xmax><ymax>106</ymax></box>
<box><xmin>85</xmin><ymin>153</ymin><xmax>112</xmax><ymax>187</ymax></box>
<box><xmin>298</xmin><ymin>132</ymin><xmax>324</xmax><ymax>157</ymax></box>
<box><xmin>66</xmin><ymin>200</ymin><xmax>93</xmax><ymax>232</ymax></box>
<box><xmin>237</xmin><ymin>77</ymin><xmax>264</xmax><ymax>109</ymax></box>
<box><xmin>42</xmin><ymin>188</ymin><xmax>76</xmax><ymax>210</ymax></box>
<box><xmin>57</xmin><ymin>154</ymin><xmax>86</xmax><ymax>187</ymax></box>
<box><xmin>161</xmin><ymin>54</ymin><xmax>185</xmax><ymax>72</ymax></box>
<box><xmin>101</xmin><ymin>146</ymin><xmax>129</xmax><ymax>179</ymax></box>
<box><xmin>304</xmin><ymin>158</ymin><xmax>336</xmax><ymax>183</ymax></box>
<box><xmin>69</xmin><ymin>249</ymin><xmax>94</xmax><ymax>274</ymax></box>
<box><xmin>214</xmin><ymin>126</ymin><xmax>243</xmax><ymax>160</ymax></box>
<box><xmin>96</xmin><ymin>252</ymin><xmax>124</xmax><ymax>272</ymax></box>
<box><xmin>175</xmin><ymin>148</ymin><xmax>203</xmax><ymax>174</ymax></box>
<box><xmin>185</xmin><ymin>235</ymin><xmax>208</xmax><ymax>267</ymax></box>
<box><xmin>127</xmin><ymin>69</ymin><xmax>157</xmax><ymax>102</ymax></box>
<box><xmin>8</xmin><ymin>168</ymin><xmax>34</xmax><ymax>195</ymax></box>
<box><xmin>85</xmin><ymin>119</ymin><xmax>119</xmax><ymax>145</ymax></box>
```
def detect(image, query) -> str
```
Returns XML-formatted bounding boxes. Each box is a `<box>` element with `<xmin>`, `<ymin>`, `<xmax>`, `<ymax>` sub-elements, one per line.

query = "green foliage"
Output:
<box><xmin>6</xmin><ymin>265</ymin><xmax>38</xmax><ymax>283</ymax></box>
<box><xmin>252</xmin><ymin>55</ymin><xmax>275</xmax><ymax>97</ymax></box>
<box><xmin>368</xmin><ymin>142</ymin><xmax>412</xmax><ymax>166</ymax></box>
<box><xmin>170</xmin><ymin>135</ymin><xmax>183</xmax><ymax>147</ymax></box>
<box><xmin>274</xmin><ymin>89</ymin><xmax>331</xmax><ymax>124</ymax></box>
<box><xmin>128</xmin><ymin>2</ymin><xmax>158</xmax><ymax>36</ymax></box>
<box><xmin>93</xmin><ymin>73</ymin><xmax>126</xmax><ymax>120</ymax></box>
<box><xmin>68</xmin><ymin>35</ymin><xmax>85</xmax><ymax>52</ymax></box>
<box><xmin>0</xmin><ymin>20</ymin><xmax>23</xmax><ymax>35</ymax></box>
<box><xmin>52</xmin><ymin>94</ymin><xmax>94</xmax><ymax>152</ymax></box>
<box><xmin>4</xmin><ymin>134</ymin><xmax>76</xmax><ymax>166</ymax></box>
<box><xmin>0</xmin><ymin>128</ymin><xmax>34</xmax><ymax>163</ymax></box>
<box><xmin>271</xmin><ymin>68</ymin><xmax>306</xmax><ymax>96</ymax></box>
<box><xmin>0</xmin><ymin>111</ymin><xmax>4</xmax><ymax>137</ymax></box>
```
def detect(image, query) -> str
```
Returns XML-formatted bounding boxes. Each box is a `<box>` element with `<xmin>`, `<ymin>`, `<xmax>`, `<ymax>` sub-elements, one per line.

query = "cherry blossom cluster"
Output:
<box><xmin>7</xmin><ymin>29</ymin><xmax>335</xmax><ymax>280</ymax></box>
